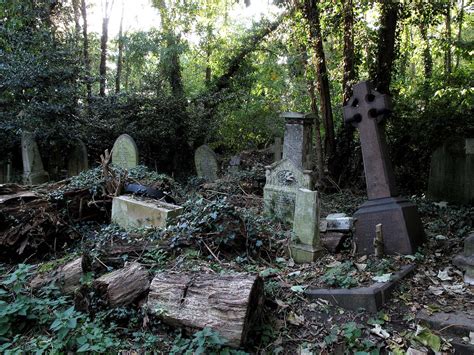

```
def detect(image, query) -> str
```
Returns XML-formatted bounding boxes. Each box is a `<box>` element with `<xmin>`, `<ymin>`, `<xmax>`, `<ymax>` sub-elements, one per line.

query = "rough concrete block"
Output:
<box><xmin>111</xmin><ymin>195</ymin><xmax>182</xmax><ymax>230</ymax></box>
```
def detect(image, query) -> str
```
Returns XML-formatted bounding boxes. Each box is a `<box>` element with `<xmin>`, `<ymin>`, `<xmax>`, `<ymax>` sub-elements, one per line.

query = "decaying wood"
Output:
<box><xmin>147</xmin><ymin>272</ymin><xmax>264</xmax><ymax>348</ymax></box>
<box><xmin>94</xmin><ymin>262</ymin><xmax>150</xmax><ymax>306</ymax></box>
<box><xmin>30</xmin><ymin>257</ymin><xmax>84</xmax><ymax>294</ymax></box>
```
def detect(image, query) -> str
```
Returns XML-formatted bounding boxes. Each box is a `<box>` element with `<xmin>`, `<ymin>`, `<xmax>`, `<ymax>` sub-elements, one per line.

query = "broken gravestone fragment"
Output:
<box><xmin>289</xmin><ymin>188</ymin><xmax>324</xmax><ymax>263</ymax></box>
<box><xmin>112</xmin><ymin>134</ymin><xmax>139</xmax><ymax>170</ymax></box>
<box><xmin>453</xmin><ymin>232</ymin><xmax>474</xmax><ymax>285</ymax></box>
<box><xmin>343</xmin><ymin>81</ymin><xmax>424</xmax><ymax>255</ymax></box>
<box><xmin>21</xmin><ymin>132</ymin><xmax>49</xmax><ymax>185</ymax></box>
<box><xmin>194</xmin><ymin>144</ymin><xmax>219</xmax><ymax>182</ymax></box>
<box><xmin>111</xmin><ymin>195</ymin><xmax>182</xmax><ymax>230</ymax></box>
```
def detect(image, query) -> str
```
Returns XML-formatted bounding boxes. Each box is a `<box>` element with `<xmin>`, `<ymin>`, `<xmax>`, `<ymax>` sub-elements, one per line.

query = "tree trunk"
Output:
<box><xmin>94</xmin><ymin>262</ymin><xmax>150</xmax><ymax>306</ymax></box>
<box><xmin>99</xmin><ymin>0</ymin><xmax>114</xmax><ymax>97</ymax></box>
<box><xmin>419</xmin><ymin>21</ymin><xmax>432</xmax><ymax>79</ymax></box>
<box><xmin>30</xmin><ymin>257</ymin><xmax>84</xmax><ymax>295</ymax></box>
<box><xmin>72</xmin><ymin>0</ymin><xmax>81</xmax><ymax>38</ymax></box>
<box><xmin>444</xmin><ymin>0</ymin><xmax>452</xmax><ymax>75</ymax></box>
<box><xmin>81</xmin><ymin>0</ymin><xmax>92</xmax><ymax>104</ymax></box>
<box><xmin>455</xmin><ymin>0</ymin><xmax>463</xmax><ymax>70</ymax></box>
<box><xmin>373</xmin><ymin>1</ymin><xmax>399</xmax><ymax>94</ymax></box>
<box><xmin>115</xmin><ymin>1</ymin><xmax>124</xmax><ymax>94</ymax></box>
<box><xmin>147</xmin><ymin>272</ymin><xmax>264</xmax><ymax>348</ymax></box>
<box><xmin>302</xmin><ymin>0</ymin><xmax>335</xmax><ymax>163</ymax></box>
<box><xmin>329</xmin><ymin>0</ymin><xmax>357</xmax><ymax>186</ymax></box>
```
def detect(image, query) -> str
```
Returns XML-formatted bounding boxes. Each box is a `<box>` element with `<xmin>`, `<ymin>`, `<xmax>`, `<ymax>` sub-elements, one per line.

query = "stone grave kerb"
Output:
<box><xmin>281</xmin><ymin>112</ymin><xmax>315</xmax><ymax>171</ymax></box>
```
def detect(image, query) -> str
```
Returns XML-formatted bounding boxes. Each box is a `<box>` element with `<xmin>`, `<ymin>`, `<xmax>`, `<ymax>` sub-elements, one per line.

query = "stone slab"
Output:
<box><xmin>354</xmin><ymin>197</ymin><xmax>425</xmax><ymax>255</ymax></box>
<box><xmin>111</xmin><ymin>195</ymin><xmax>182</xmax><ymax>230</ymax></box>
<box><xmin>416</xmin><ymin>310</ymin><xmax>474</xmax><ymax>337</ymax></box>
<box><xmin>112</xmin><ymin>134</ymin><xmax>139</xmax><ymax>170</ymax></box>
<box><xmin>305</xmin><ymin>264</ymin><xmax>415</xmax><ymax>312</ymax></box>
<box><xmin>325</xmin><ymin>213</ymin><xmax>354</xmax><ymax>231</ymax></box>
<box><xmin>194</xmin><ymin>145</ymin><xmax>218</xmax><ymax>181</ymax></box>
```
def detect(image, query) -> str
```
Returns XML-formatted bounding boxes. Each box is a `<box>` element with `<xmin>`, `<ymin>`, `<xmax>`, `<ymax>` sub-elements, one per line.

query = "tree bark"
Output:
<box><xmin>444</xmin><ymin>0</ymin><xmax>452</xmax><ymax>75</ymax></box>
<box><xmin>72</xmin><ymin>0</ymin><xmax>81</xmax><ymax>38</ymax></box>
<box><xmin>147</xmin><ymin>272</ymin><xmax>264</xmax><ymax>348</ymax></box>
<box><xmin>30</xmin><ymin>257</ymin><xmax>84</xmax><ymax>295</ymax></box>
<box><xmin>302</xmin><ymin>0</ymin><xmax>335</xmax><ymax>162</ymax></box>
<box><xmin>94</xmin><ymin>262</ymin><xmax>150</xmax><ymax>306</ymax></box>
<box><xmin>455</xmin><ymin>0</ymin><xmax>464</xmax><ymax>70</ymax></box>
<box><xmin>81</xmin><ymin>0</ymin><xmax>92</xmax><ymax>104</ymax></box>
<box><xmin>419</xmin><ymin>21</ymin><xmax>432</xmax><ymax>79</ymax></box>
<box><xmin>99</xmin><ymin>0</ymin><xmax>114</xmax><ymax>97</ymax></box>
<box><xmin>115</xmin><ymin>1</ymin><xmax>124</xmax><ymax>94</ymax></box>
<box><xmin>373</xmin><ymin>1</ymin><xmax>399</xmax><ymax>94</ymax></box>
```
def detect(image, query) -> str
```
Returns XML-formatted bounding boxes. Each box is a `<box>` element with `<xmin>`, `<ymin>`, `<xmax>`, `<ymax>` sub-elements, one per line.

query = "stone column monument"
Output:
<box><xmin>343</xmin><ymin>81</ymin><xmax>424</xmax><ymax>255</ymax></box>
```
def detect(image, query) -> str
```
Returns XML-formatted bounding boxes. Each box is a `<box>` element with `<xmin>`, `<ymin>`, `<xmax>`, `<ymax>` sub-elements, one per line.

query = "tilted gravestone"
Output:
<box><xmin>67</xmin><ymin>139</ymin><xmax>88</xmax><ymax>177</ymax></box>
<box><xmin>21</xmin><ymin>132</ymin><xmax>49</xmax><ymax>185</ymax></box>
<box><xmin>290</xmin><ymin>188</ymin><xmax>324</xmax><ymax>263</ymax></box>
<box><xmin>343</xmin><ymin>81</ymin><xmax>424</xmax><ymax>255</ymax></box>
<box><xmin>427</xmin><ymin>138</ymin><xmax>474</xmax><ymax>205</ymax></box>
<box><xmin>264</xmin><ymin>112</ymin><xmax>315</xmax><ymax>223</ymax></box>
<box><xmin>194</xmin><ymin>145</ymin><xmax>218</xmax><ymax>182</ymax></box>
<box><xmin>112</xmin><ymin>134</ymin><xmax>139</xmax><ymax>170</ymax></box>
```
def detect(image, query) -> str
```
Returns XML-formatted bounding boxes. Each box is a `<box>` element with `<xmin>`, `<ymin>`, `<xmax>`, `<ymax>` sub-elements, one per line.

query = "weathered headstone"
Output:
<box><xmin>453</xmin><ymin>232</ymin><xmax>474</xmax><ymax>285</ymax></box>
<box><xmin>290</xmin><ymin>188</ymin><xmax>324</xmax><ymax>263</ymax></box>
<box><xmin>343</xmin><ymin>81</ymin><xmax>424</xmax><ymax>255</ymax></box>
<box><xmin>273</xmin><ymin>137</ymin><xmax>283</xmax><ymax>162</ymax></box>
<box><xmin>264</xmin><ymin>159</ymin><xmax>313</xmax><ymax>223</ymax></box>
<box><xmin>112</xmin><ymin>134</ymin><xmax>139</xmax><ymax>170</ymax></box>
<box><xmin>67</xmin><ymin>139</ymin><xmax>88</xmax><ymax>177</ymax></box>
<box><xmin>281</xmin><ymin>112</ymin><xmax>314</xmax><ymax>170</ymax></box>
<box><xmin>21</xmin><ymin>132</ymin><xmax>49</xmax><ymax>185</ymax></box>
<box><xmin>428</xmin><ymin>137</ymin><xmax>474</xmax><ymax>205</ymax></box>
<box><xmin>228</xmin><ymin>155</ymin><xmax>241</xmax><ymax>175</ymax></box>
<box><xmin>194</xmin><ymin>145</ymin><xmax>218</xmax><ymax>181</ymax></box>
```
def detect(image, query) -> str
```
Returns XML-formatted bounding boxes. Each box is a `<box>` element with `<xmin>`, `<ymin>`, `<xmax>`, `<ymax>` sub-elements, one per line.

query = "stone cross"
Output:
<box><xmin>343</xmin><ymin>81</ymin><xmax>397</xmax><ymax>199</ymax></box>
<box><xmin>343</xmin><ymin>81</ymin><xmax>424</xmax><ymax>255</ymax></box>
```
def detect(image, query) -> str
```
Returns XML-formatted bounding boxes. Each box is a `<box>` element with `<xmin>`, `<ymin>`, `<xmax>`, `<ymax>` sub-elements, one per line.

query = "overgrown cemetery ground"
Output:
<box><xmin>0</xmin><ymin>150</ymin><xmax>472</xmax><ymax>354</ymax></box>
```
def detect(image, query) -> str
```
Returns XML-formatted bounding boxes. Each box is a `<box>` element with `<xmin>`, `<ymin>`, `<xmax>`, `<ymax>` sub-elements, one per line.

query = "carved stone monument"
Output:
<box><xmin>112</xmin><ymin>134</ymin><xmax>139</xmax><ymax>170</ymax></box>
<box><xmin>264</xmin><ymin>112</ymin><xmax>315</xmax><ymax>223</ymax></box>
<box><xmin>428</xmin><ymin>137</ymin><xmax>474</xmax><ymax>205</ymax></box>
<box><xmin>281</xmin><ymin>112</ymin><xmax>314</xmax><ymax>170</ymax></box>
<box><xmin>290</xmin><ymin>189</ymin><xmax>324</xmax><ymax>263</ymax></box>
<box><xmin>194</xmin><ymin>145</ymin><xmax>218</xmax><ymax>181</ymax></box>
<box><xmin>21</xmin><ymin>132</ymin><xmax>49</xmax><ymax>185</ymax></box>
<box><xmin>67</xmin><ymin>139</ymin><xmax>88</xmax><ymax>177</ymax></box>
<box><xmin>343</xmin><ymin>81</ymin><xmax>424</xmax><ymax>255</ymax></box>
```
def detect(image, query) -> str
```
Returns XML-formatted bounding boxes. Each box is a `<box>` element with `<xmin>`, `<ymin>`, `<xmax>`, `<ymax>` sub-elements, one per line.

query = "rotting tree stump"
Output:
<box><xmin>30</xmin><ymin>257</ymin><xmax>84</xmax><ymax>294</ymax></box>
<box><xmin>147</xmin><ymin>272</ymin><xmax>264</xmax><ymax>348</ymax></box>
<box><xmin>94</xmin><ymin>262</ymin><xmax>150</xmax><ymax>306</ymax></box>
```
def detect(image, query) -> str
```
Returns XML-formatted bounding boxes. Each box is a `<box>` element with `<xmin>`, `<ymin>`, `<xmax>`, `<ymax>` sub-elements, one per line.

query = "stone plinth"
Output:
<box><xmin>428</xmin><ymin>137</ymin><xmax>474</xmax><ymax>205</ymax></box>
<box><xmin>112</xmin><ymin>195</ymin><xmax>182</xmax><ymax>230</ymax></box>
<box><xmin>264</xmin><ymin>159</ymin><xmax>313</xmax><ymax>224</ymax></box>
<box><xmin>290</xmin><ymin>188</ymin><xmax>324</xmax><ymax>263</ymax></box>
<box><xmin>453</xmin><ymin>233</ymin><xmax>474</xmax><ymax>285</ymax></box>
<box><xmin>353</xmin><ymin>197</ymin><xmax>425</xmax><ymax>255</ymax></box>
<box><xmin>281</xmin><ymin>112</ymin><xmax>314</xmax><ymax>171</ymax></box>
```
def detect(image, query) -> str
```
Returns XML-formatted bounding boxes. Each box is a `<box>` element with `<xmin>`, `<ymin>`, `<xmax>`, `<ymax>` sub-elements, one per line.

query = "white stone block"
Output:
<box><xmin>325</xmin><ymin>213</ymin><xmax>354</xmax><ymax>231</ymax></box>
<box><xmin>111</xmin><ymin>195</ymin><xmax>182</xmax><ymax>230</ymax></box>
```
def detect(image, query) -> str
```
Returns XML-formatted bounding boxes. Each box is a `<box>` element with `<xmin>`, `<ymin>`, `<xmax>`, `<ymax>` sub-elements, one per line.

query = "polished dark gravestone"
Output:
<box><xmin>343</xmin><ymin>81</ymin><xmax>424</xmax><ymax>254</ymax></box>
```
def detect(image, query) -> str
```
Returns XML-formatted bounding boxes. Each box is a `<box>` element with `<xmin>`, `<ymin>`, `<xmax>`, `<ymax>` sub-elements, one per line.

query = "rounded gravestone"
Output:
<box><xmin>67</xmin><ymin>139</ymin><xmax>88</xmax><ymax>177</ymax></box>
<box><xmin>194</xmin><ymin>145</ymin><xmax>218</xmax><ymax>181</ymax></box>
<box><xmin>112</xmin><ymin>134</ymin><xmax>139</xmax><ymax>170</ymax></box>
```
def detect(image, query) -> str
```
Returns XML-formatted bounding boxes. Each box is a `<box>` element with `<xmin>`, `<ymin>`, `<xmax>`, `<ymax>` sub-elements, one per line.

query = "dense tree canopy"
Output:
<box><xmin>1</xmin><ymin>0</ymin><xmax>473</xmax><ymax>189</ymax></box>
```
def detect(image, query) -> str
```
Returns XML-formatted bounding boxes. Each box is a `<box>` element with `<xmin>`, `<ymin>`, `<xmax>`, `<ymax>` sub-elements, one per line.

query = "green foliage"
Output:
<box><xmin>171</xmin><ymin>328</ymin><xmax>248</xmax><ymax>355</ymax></box>
<box><xmin>0</xmin><ymin>264</ymin><xmax>120</xmax><ymax>353</ymax></box>
<box><xmin>321</xmin><ymin>262</ymin><xmax>358</xmax><ymax>288</ymax></box>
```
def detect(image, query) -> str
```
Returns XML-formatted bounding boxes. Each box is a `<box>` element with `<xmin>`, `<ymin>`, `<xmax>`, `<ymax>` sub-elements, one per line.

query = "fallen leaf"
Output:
<box><xmin>370</xmin><ymin>324</ymin><xmax>390</xmax><ymax>339</ymax></box>
<box><xmin>291</xmin><ymin>285</ymin><xmax>307</xmax><ymax>293</ymax></box>
<box><xmin>326</xmin><ymin>261</ymin><xmax>342</xmax><ymax>268</ymax></box>
<box><xmin>355</xmin><ymin>263</ymin><xmax>367</xmax><ymax>271</ymax></box>
<box><xmin>415</xmin><ymin>326</ymin><xmax>441</xmax><ymax>352</ymax></box>
<box><xmin>275</xmin><ymin>299</ymin><xmax>289</xmax><ymax>309</ymax></box>
<box><xmin>427</xmin><ymin>286</ymin><xmax>444</xmax><ymax>296</ymax></box>
<box><xmin>287</xmin><ymin>311</ymin><xmax>305</xmax><ymax>326</ymax></box>
<box><xmin>437</xmin><ymin>268</ymin><xmax>453</xmax><ymax>281</ymax></box>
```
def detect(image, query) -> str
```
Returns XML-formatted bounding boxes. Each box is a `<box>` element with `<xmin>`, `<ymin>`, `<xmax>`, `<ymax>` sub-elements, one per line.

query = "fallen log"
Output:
<box><xmin>147</xmin><ymin>272</ymin><xmax>264</xmax><ymax>348</ymax></box>
<box><xmin>30</xmin><ymin>257</ymin><xmax>84</xmax><ymax>294</ymax></box>
<box><xmin>94</xmin><ymin>262</ymin><xmax>150</xmax><ymax>306</ymax></box>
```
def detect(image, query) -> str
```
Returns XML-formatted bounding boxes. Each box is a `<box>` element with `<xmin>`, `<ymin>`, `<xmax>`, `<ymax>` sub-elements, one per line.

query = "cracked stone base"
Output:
<box><xmin>289</xmin><ymin>243</ymin><xmax>324</xmax><ymax>264</ymax></box>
